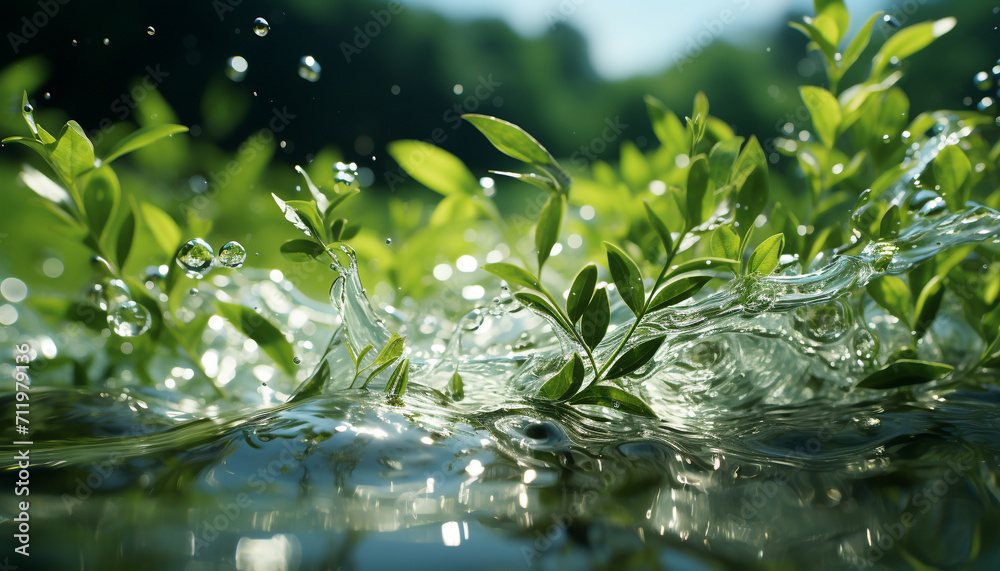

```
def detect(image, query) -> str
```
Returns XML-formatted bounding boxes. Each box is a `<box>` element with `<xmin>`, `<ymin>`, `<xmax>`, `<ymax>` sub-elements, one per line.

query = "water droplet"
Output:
<box><xmin>883</xmin><ymin>15</ymin><xmax>900</xmax><ymax>28</ymax></box>
<box><xmin>852</xmin><ymin>415</ymin><xmax>881</xmax><ymax>435</ymax></box>
<box><xmin>298</xmin><ymin>56</ymin><xmax>321</xmax><ymax>82</ymax></box>
<box><xmin>217</xmin><ymin>240</ymin><xmax>247</xmax><ymax>268</ymax></box>
<box><xmin>226</xmin><ymin>56</ymin><xmax>249</xmax><ymax>82</ymax></box>
<box><xmin>107</xmin><ymin>301</ymin><xmax>151</xmax><ymax>337</ymax></box>
<box><xmin>106</xmin><ymin>279</ymin><xmax>132</xmax><ymax>306</ymax></box>
<box><xmin>461</xmin><ymin>309</ymin><xmax>485</xmax><ymax>332</ymax></box>
<box><xmin>975</xmin><ymin>71</ymin><xmax>993</xmax><ymax>90</ymax></box>
<box><xmin>333</xmin><ymin>161</ymin><xmax>357</xmax><ymax>185</ymax></box>
<box><xmin>146</xmin><ymin>26</ymin><xmax>155</xmax><ymax>36</ymax></box>
<box><xmin>293</xmin><ymin>357</ymin><xmax>302</xmax><ymax>365</ymax></box>
<box><xmin>176</xmin><ymin>238</ymin><xmax>215</xmax><ymax>276</ymax></box>
<box><xmin>103</xmin><ymin>38</ymin><xmax>110</xmax><ymax>46</ymax></box>
<box><xmin>43</xmin><ymin>92</ymin><xmax>50</xmax><ymax>100</ymax></box>
<box><xmin>71</xmin><ymin>39</ymin><xmax>78</xmax><ymax>46</ymax></box>
<box><xmin>22</xmin><ymin>103</ymin><xmax>33</xmax><ymax>113</ymax></box>
<box><xmin>189</xmin><ymin>288</ymin><xmax>199</xmax><ymax>295</ymax></box>
<box><xmin>253</xmin><ymin>17</ymin><xmax>269</xmax><ymax>37</ymax></box>
<box><xmin>793</xmin><ymin>300</ymin><xmax>852</xmax><ymax>343</ymax></box>
<box><xmin>87</xmin><ymin>284</ymin><xmax>108</xmax><ymax>311</ymax></box>
<box><xmin>385</xmin><ymin>238</ymin><xmax>392</xmax><ymax>245</ymax></box>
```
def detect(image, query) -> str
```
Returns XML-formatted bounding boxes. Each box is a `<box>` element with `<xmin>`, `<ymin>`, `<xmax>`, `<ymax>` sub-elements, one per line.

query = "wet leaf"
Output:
<box><xmin>280</xmin><ymin>239</ymin><xmax>326</xmax><ymax>262</ymax></box>
<box><xmin>361</xmin><ymin>333</ymin><xmax>406</xmax><ymax>389</ymax></box>
<box><xmin>711</xmin><ymin>225</ymin><xmax>740</xmax><ymax>270</ymax></box>
<box><xmin>800</xmin><ymin>86</ymin><xmax>841</xmax><ymax>148</ymax></box>
<box><xmin>567</xmin><ymin>264</ymin><xmax>598</xmax><ymax>323</ymax></box>
<box><xmin>50</xmin><ymin>120</ymin><xmax>95</xmax><ymax>184</ymax></box>
<box><xmin>648</xmin><ymin>273</ymin><xmax>713</xmax><ymax>312</ymax></box>
<box><xmin>387</xmin><ymin>139</ymin><xmax>479</xmax><ymax>196</ymax></box>
<box><xmin>856</xmin><ymin>359</ymin><xmax>952</xmax><ymax>389</ymax></box>
<box><xmin>384</xmin><ymin>359</ymin><xmax>410</xmax><ymax>395</ymax></box>
<box><xmin>570</xmin><ymin>386</ymin><xmax>656</xmax><ymax>417</ymax></box>
<box><xmin>604</xmin><ymin>336</ymin><xmax>665</xmax><ymax>380</ymax></box>
<box><xmin>483</xmin><ymin>262</ymin><xmax>541</xmax><ymax>291</ymax></box>
<box><xmin>536</xmin><ymin>194</ymin><xmax>564</xmax><ymax>273</ymax></box>
<box><xmin>605</xmin><ymin>242</ymin><xmax>644</xmax><ymax>316</ymax></box>
<box><xmin>462</xmin><ymin>114</ymin><xmax>557</xmax><ymax>166</ymax></box>
<box><xmin>871</xmin><ymin>17</ymin><xmax>956</xmax><ymax>77</ymax></box>
<box><xmin>913</xmin><ymin>276</ymin><xmax>944</xmax><ymax>339</ymax></box>
<box><xmin>666</xmin><ymin>257</ymin><xmax>738</xmax><ymax>280</ymax></box>
<box><xmin>748</xmin><ymin>233</ymin><xmax>784</xmax><ymax>276</ymax></box>
<box><xmin>580</xmin><ymin>287</ymin><xmax>611</xmax><ymax>349</ymax></box>
<box><xmin>867</xmin><ymin>275</ymin><xmax>912</xmax><ymax>324</ymax></box>
<box><xmin>83</xmin><ymin>165</ymin><xmax>120</xmax><ymax>240</ymax></box>
<box><xmin>643</xmin><ymin>200</ymin><xmax>673</xmax><ymax>255</ymax></box>
<box><xmin>104</xmin><ymin>124</ymin><xmax>189</xmax><ymax>163</ymax></box>
<box><xmin>539</xmin><ymin>353</ymin><xmax>585</xmax><ymax>401</ymax></box>
<box><xmin>216</xmin><ymin>302</ymin><xmax>297</xmax><ymax>376</ymax></box>
<box><xmin>879</xmin><ymin>204</ymin><xmax>901</xmax><ymax>239</ymax></box>
<box><xmin>515</xmin><ymin>292</ymin><xmax>568</xmax><ymax>331</ymax></box>
<box><xmin>449</xmin><ymin>371</ymin><xmax>465</xmax><ymax>401</ymax></box>
<box><xmin>934</xmin><ymin>145</ymin><xmax>972</xmax><ymax>211</ymax></box>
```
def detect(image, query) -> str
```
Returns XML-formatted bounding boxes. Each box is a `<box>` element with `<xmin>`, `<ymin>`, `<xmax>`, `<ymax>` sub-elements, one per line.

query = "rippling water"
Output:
<box><xmin>3</xmin><ymin>114</ymin><xmax>1000</xmax><ymax>569</ymax></box>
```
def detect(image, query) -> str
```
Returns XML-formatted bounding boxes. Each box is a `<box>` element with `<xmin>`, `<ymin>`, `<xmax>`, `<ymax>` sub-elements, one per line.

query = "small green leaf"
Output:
<box><xmin>289</xmin><ymin>357</ymin><xmax>330</xmax><ymax>402</ymax></box>
<box><xmin>789</xmin><ymin>20</ymin><xmax>838</xmax><ymax>62</ymax></box>
<box><xmin>103</xmin><ymin>124</ymin><xmax>189</xmax><ymax>163</ymax></box>
<box><xmin>280</xmin><ymin>239</ymin><xmax>326</xmax><ymax>262</ymax></box>
<box><xmin>648</xmin><ymin>274</ymin><xmax>713</xmax><ymax>312</ymax></box>
<box><xmin>567</xmin><ymin>264</ymin><xmax>598</xmax><ymax>323</ymax></box>
<box><xmin>734</xmin><ymin>166</ymin><xmax>769</xmax><ymax>242</ymax></box>
<box><xmin>800</xmin><ymin>86</ymin><xmax>841</xmax><ymax>149</ymax></box>
<box><xmin>871</xmin><ymin>17</ymin><xmax>956</xmax><ymax>77</ymax></box>
<box><xmin>384</xmin><ymin>358</ymin><xmax>410</xmax><ymax>395</ymax></box>
<box><xmin>536</xmin><ymin>194</ymin><xmax>565</xmax><ymax>273</ymax></box>
<box><xmin>665</xmin><ymin>257</ymin><xmax>738</xmax><ymax>280</ymax></box>
<box><xmin>708</xmin><ymin>136</ymin><xmax>745</xmax><ymax>189</ymax></box>
<box><xmin>139</xmin><ymin>202</ymin><xmax>182</xmax><ymax>256</ymax></box>
<box><xmin>711</xmin><ymin>225</ymin><xmax>740</xmax><ymax>269</ymax></box>
<box><xmin>387</xmin><ymin>139</ymin><xmax>479</xmax><ymax>196</ymax></box>
<box><xmin>462</xmin><ymin>114</ymin><xmax>557</xmax><ymax>166</ymax></box>
<box><xmin>841</xmin><ymin>12</ymin><xmax>883</xmax><ymax>74</ymax></box>
<box><xmin>449</xmin><ymin>371</ymin><xmax>464</xmax><ymax>401</ymax></box>
<box><xmin>685</xmin><ymin>91</ymin><xmax>709</xmax><ymax>149</ymax></box>
<box><xmin>514</xmin><ymin>292</ymin><xmax>568</xmax><ymax>331</ymax></box>
<box><xmin>604</xmin><ymin>336</ymin><xmax>665</xmax><ymax>380</ymax></box>
<box><xmin>814</xmin><ymin>0</ymin><xmax>849</xmax><ymax>44</ymax></box>
<box><xmin>83</xmin><ymin>165</ymin><xmax>120</xmax><ymax>239</ymax></box>
<box><xmin>216</xmin><ymin>302</ymin><xmax>297</xmax><ymax>376</ymax></box>
<box><xmin>748</xmin><ymin>233</ymin><xmax>785</xmax><ymax>276</ymax></box>
<box><xmin>605</xmin><ymin>242</ymin><xmax>644</xmax><ymax>317</ymax></box>
<box><xmin>490</xmin><ymin>170</ymin><xmax>558</xmax><ymax>194</ymax></box>
<box><xmin>580</xmin><ymin>287</ymin><xmax>611</xmax><ymax>350</ymax></box>
<box><xmin>570</xmin><ymin>386</ymin><xmax>656</xmax><ymax>417</ymax></box>
<box><xmin>273</xmin><ymin>194</ymin><xmax>325</xmax><ymax>240</ymax></box>
<box><xmin>323</xmin><ymin>188</ymin><xmax>359</xmax><ymax>217</ymax></box>
<box><xmin>933</xmin><ymin>145</ymin><xmax>972</xmax><ymax>211</ymax></box>
<box><xmin>483</xmin><ymin>262</ymin><xmax>542</xmax><ymax>291</ymax></box>
<box><xmin>856</xmin><ymin>359</ymin><xmax>952</xmax><ymax>389</ymax></box>
<box><xmin>643</xmin><ymin>201</ymin><xmax>673</xmax><ymax>255</ymax></box>
<box><xmin>644</xmin><ymin>95</ymin><xmax>687</xmax><ymax>152</ymax></box>
<box><xmin>879</xmin><ymin>204</ymin><xmax>901</xmax><ymax>239</ymax></box>
<box><xmin>686</xmin><ymin>154</ymin><xmax>711</xmax><ymax>226</ymax></box>
<box><xmin>913</xmin><ymin>276</ymin><xmax>943</xmax><ymax>339</ymax></box>
<box><xmin>867</xmin><ymin>275</ymin><xmax>912</xmax><ymax>324</ymax></box>
<box><xmin>539</xmin><ymin>352</ymin><xmax>585</xmax><ymax>401</ymax></box>
<box><xmin>50</xmin><ymin>120</ymin><xmax>95</xmax><ymax>184</ymax></box>
<box><xmin>115</xmin><ymin>204</ymin><xmax>136</xmax><ymax>270</ymax></box>
<box><xmin>361</xmin><ymin>333</ymin><xmax>406</xmax><ymax>389</ymax></box>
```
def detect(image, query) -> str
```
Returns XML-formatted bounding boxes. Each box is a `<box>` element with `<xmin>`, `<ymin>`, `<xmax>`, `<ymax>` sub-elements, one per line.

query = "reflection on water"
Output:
<box><xmin>3</xmin><ymin>385</ymin><xmax>1000</xmax><ymax>570</ymax></box>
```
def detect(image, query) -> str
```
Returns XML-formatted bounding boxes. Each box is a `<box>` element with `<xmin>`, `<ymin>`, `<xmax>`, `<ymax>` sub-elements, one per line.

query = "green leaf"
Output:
<box><xmin>686</xmin><ymin>154</ymin><xmax>711</xmax><ymax>226</ymax></box>
<box><xmin>50</xmin><ymin>120</ymin><xmax>95</xmax><ymax>184</ymax></box>
<box><xmin>814</xmin><ymin>0</ymin><xmax>849</xmax><ymax>42</ymax></box>
<box><xmin>139</xmin><ymin>202</ymin><xmax>182</xmax><ymax>256</ymax></box>
<box><xmin>83</xmin><ymin>165</ymin><xmax>120</xmax><ymax>240</ymax></box>
<box><xmin>361</xmin><ymin>333</ymin><xmax>406</xmax><ymax>389</ymax></box>
<box><xmin>856</xmin><ymin>359</ymin><xmax>952</xmax><ymax>389</ymax></box>
<box><xmin>644</xmin><ymin>95</ymin><xmax>687</xmax><ymax>152</ymax></box>
<box><xmin>489</xmin><ymin>170</ymin><xmax>557</xmax><ymax>194</ymax></box>
<box><xmin>536</xmin><ymin>194</ymin><xmax>564</xmax><ymax>273</ymax></box>
<box><xmin>867</xmin><ymin>275</ymin><xmax>911</xmax><ymax>324</ymax></box>
<box><xmin>449</xmin><ymin>371</ymin><xmax>465</xmax><ymax>401</ymax></box>
<box><xmin>933</xmin><ymin>145</ymin><xmax>972</xmax><ymax>211</ymax></box>
<box><xmin>384</xmin><ymin>358</ymin><xmax>410</xmax><ymax>396</ymax></box>
<box><xmin>643</xmin><ymin>201</ymin><xmax>673</xmax><ymax>255</ymax></box>
<box><xmin>483</xmin><ymin>262</ymin><xmax>542</xmax><ymax>291</ymax></box>
<box><xmin>685</xmin><ymin>91</ymin><xmax>709</xmax><ymax>149</ymax></box>
<box><xmin>462</xmin><ymin>114</ymin><xmax>557</xmax><ymax>166</ymax></box>
<box><xmin>567</xmin><ymin>264</ymin><xmax>598</xmax><ymax>324</ymax></box>
<box><xmin>273</xmin><ymin>194</ymin><xmax>325</xmax><ymax>240</ymax></box>
<box><xmin>216</xmin><ymin>302</ymin><xmax>297</xmax><ymax>376</ymax></box>
<box><xmin>570</xmin><ymin>386</ymin><xmax>656</xmax><ymax>417</ymax></box>
<box><xmin>605</xmin><ymin>242</ymin><xmax>644</xmax><ymax>317</ymax></box>
<box><xmin>648</xmin><ymin>273</ymin><xmax>713</xmax><ymax>312</ymax></box>
<box><xmin>580</xmin><ymin>287</ymin><xmax>611</xmax><ymax>350</ymax></box>
<box><xmin>879</xmin><ymin>204</ymin><xmax>902</xmax><ymax>239</ymax></box>
<box><xmin>789</xmin><ymin>20</ymin><xmax>837</xmax><ymax>63</ymax></box>
<box><xmin>665</xmin><ymin>257</ymin><xmax>738</xmax><ymax>280</ymax></box>
<box><xmin>734</xmin><ymin>166</ymin><xmax>769</xmax><ymax>242</ymax></box>
<box><xmin>290</xmin><ymin>357</ymin><xmax>330</xmax><ymax>402</ymax></box>
<box><xmin>280</xmin><ymin>239</ymin><xmax>326</xmax><ymax>262</ymax></box>
<box><xmin>429</xmin><ymin>193</ymin><xmax>477</xmax><ymax>227</ymax></box>
<box><xmin>605</xmin><ymin>336</ymin><xmax>665</xmax><ymax>380</ymax></box>
<box><xmin>871</xmin><ymin>17</ymin><xmax>957</xmax><ymax>77</ymax></box>
<box><xmin>711</xmin><ymin>225</ymin><xmax>740</xmax><ymax>270</ymax></box>
<box><xmin>708</xmin><ymin>136</ymin><xmax>745</xmax><ymax>189</ymax></box>
<box><xmin>323</xmin><ymin>188</ymin><xmax>359</xmax><ymax>217</ymax></box>
<box><xmin>386</xmin><ymin>139</ymin><xmax>479</xmax><ymax>196</ymax></box>
<box><xmin>539</xmin><ymin>353</ymin><xmax>585</xmax><ymax>401</ymax></box>
<box><xmin>115</xmin><ymin>204</ymin><xmax>136</xmax><ymax>270</ymax></box>
<box><xmin>103</xmin><ymin>124</ymin><xmax>189</xmax><ymax>163</ymax></box>
<box><xmin>842</xmin><ymin>12</ymin><xmax>884</xmax><ymax>74</ymax></box>
<box><xmin>747</xmin><ymin>233</ymin><xmax>785</xmax><ymax>276</ymax></box>
<box><xmin>913</xmin><ymin>276</ymin><xmax>943</xmax><ymax>339</ymax></box>
<box><xmin>800</xmin><ymin>86</ymin><xmax>841</xmax><ymax>149</ymax></box>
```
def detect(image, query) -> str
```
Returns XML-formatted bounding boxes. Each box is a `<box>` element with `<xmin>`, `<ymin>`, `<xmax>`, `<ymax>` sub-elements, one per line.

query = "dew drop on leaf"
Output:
<box><xmin>176</xmin><ymin>238</ymin><xmax>215</xmax><ymax>276</ymax></box>
<box><xmin>22</xmin><ymin>103</ymin><xmax>32</xmax><ymax>113</ymax></box>
<box><xmin>253</xmin><ymin>17</ymin><xmax>270</xmax><ymax>37</ymax></box>
<box><xmin>293</xmin><ymin>357</ymin><xmax>302</xmax><ymax>365</ymax></box>
<box><xmin>107</xmin><ymin>301</ymin><xmax>151</xmax><ymax>337</ymax></box>
<box><xmin>218</xmin><ymin>241</ymin><xmax>247</xmax><ymax>268</ymax></box>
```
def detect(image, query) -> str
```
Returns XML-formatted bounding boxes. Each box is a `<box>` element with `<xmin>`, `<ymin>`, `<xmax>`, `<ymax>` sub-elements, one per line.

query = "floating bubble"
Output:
<box><xmin>253</xmin><ymin>17</ymin><xmax>269</xmax><ymax>37</ymax></box>
<box><xmin>108</xmin><ymin>301</ymin><xmax>151</xmax><ymax>337</ymax></box>
<box><xmin>298</xmin><ymin>56</ymin><xmax>321</xmax><ymax>82</ymax></box>
<box><xmin>176</xmin><ymin>238</ymin><xmax>215</xmax><ymax>276</ymax></box>
<box><xmin>146</xmin><ymin>26</ymin><xmax>155</xmax><ymax>36</ymax></box>
<box><xmin>218</xmin><ymin>241</ymin><xmax>247</xmax><ymax>268</ymax></box>
<box><xmin>226</xmin><ymin>56</ymin><xmax>249</xmax><ymax>82</ymax></box>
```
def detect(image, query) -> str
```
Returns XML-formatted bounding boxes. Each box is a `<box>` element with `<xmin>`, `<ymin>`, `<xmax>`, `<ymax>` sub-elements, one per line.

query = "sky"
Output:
<box><xmin>400</xmin><ymin>0</ymin><xmax>899</xmax><ymax>79</ymax></box>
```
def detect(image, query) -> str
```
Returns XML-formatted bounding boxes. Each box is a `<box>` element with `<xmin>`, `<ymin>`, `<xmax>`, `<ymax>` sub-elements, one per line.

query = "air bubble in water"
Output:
<box><xmin>461</xmin><ymin>309</ymin><xmax>485</xmax><ymax>332</ymax></box>
<box><xmin>108</xmin><ymin>301</ymin><xmax>151</xmax><ymax>337</ymax></box>
<box><xmin>298</xmin><ymin>56</ymin><xmax>321</xmax><ymax>82</ymax></box>
<box><xmin>176</xmin><ymin>238</ymin><xmax>215</xmax><ymax>276</ymax></box>
<box><xmin>253</xmin><ymin>17</ymin><xmax>269</xmax><ymax>37</ymax></box>
<box><xmin>793</xmin><ymin>300</ymin><xmax>851</xmax><ymax>343</ymax></box>
<box><xmin>218</xmin><ymin>241</ymin><xmax>247</xmax><ymax>268</ymax></box>
<box><xmin>146</xmin><ymin>26</ymin><xmax>155</xmax><ymax>36</ymax></box>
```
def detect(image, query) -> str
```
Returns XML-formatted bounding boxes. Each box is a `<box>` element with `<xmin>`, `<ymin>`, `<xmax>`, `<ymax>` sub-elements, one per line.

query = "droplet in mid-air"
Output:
<box><xmin>146</xmin><ymin>26</ymin><xmax>155</xmax><ymax>36</ymax></box>
<box><xmin>385</xmin><ymin>238</ymin><xmax>392</xmax><ymax>245</ymax></box>
<box><xmin>298</xmin><ymin>56</ymin><xmax>321</xmax><ymax>82</ymax></box>
<box><xmin>334</xmin><ymin>161</ymin><xmax>358</xmax><ymax>185</ymax></box>
<box><xmin>218</xmin><ymin>241</ymin><xmax>247</xmax><ymax>268</ymax></box>
<box><xmin>882</xmin><ymin>15</ymin><xmax>900</xmax><ymax>29</ymax></box>
<box><xmin>108</xmin><ymin>301</ymin><xmax>151</xmax><ymax>337</ymax></box>
<box><xmin>975</xmin><ymin>71</ymin><xmax>992</xmax><ymax>91</ymax></box>
<box><xmin>103</xmin><ymin>38</ymin><xmax>110</xmax><ymax>45</ymax></box>
<box><xmin>253</xmin><ymin>17</ymin><xmax>270</xmax><ymax>37</ymax></box>
<box><xmin>226</xmin><ymin>56</ymin><xmax>249</xmax><ymax>82</ymax></box>
<box><xmin>176</xmin><ymin>238</ymin><xmax>215</xmax><ymax>276</ymax></box>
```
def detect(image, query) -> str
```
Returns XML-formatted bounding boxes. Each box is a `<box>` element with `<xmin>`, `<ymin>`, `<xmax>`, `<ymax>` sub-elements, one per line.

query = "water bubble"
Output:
<box><xmin>43</xmin><ymin>92</ymin><xmax>50</xmax><ymax>100</ymax></box>
<box><xmin>103</xmin><ymin>38</ymin><xmax>110</xmax><ymax>45</ymax></box>
<box><xmin>883</xmin><ymin>15</ymin><xmax>900</xmax><ymax>28</ymax></box>
<box><xmin>975</xmin><ymin>71</ymin><xmax>993</xmax><ymax>90</ymax></box>
<box><xmin>189</xmin><ymin>288</ymin><xmax>199</xmax><ymax>295</ymax></box>
<box><xmin>385</xmin><ymin>238</ymin><xmax>392</xmax><ymax>245</ymax></box>
<box><xmin>852</xmin><ymin>329</ymin><xmax>879</xmax><ymax>362</ymax></box>
<box><xmin>176</xmin><ymin>238</ymin><xmax>215</xmax><ymax>276</ymax></box>
<box><xmin>226</xmin><ymin>56</ymin><xmax>249</xmax><ymax>82</ymax></box>
<box><xmin>87</xmin><ymin>284</ymin><xmax>108</xmax><ymax>311</ymax></box>
<box><xmin>461</xmin><ymin>309</ymin><xmax>485</xmax><ymax>332</ymax></box>
<box><xmin>106</xmin><ymin>279</ymin><xmax>132</xmax><ymax>306</ymax></box>
<box><xmin>298</xmin><ymin>56</ymin><xmax>321</xmax><ymax>82</ymax></box>
<box><xmin>217</xmin><ymin>241</ymin><xmax>247</xmax><ymax>268</ymax></box>
<box><xmin>293</xmin><ymin>357</ymin><xmax>302</xmax><ymax>365</ymax></box>
<box><xmin>146</xmin><ymin>26</ymin><xmax>155</xmax><ymax>36</ymax></box>
<box><xmin>22</xmin><ymin>103</ymin><xmax>33</xmax><ymax>113</ymax></box>
<box><xmin>793</xmin><ymin>300</ymin><xmax>852</xmax><ymax>343</ymax></box>
<box><xmin>852</xmin><ymin>415</ymin><xmax>881</xmax><ymax>435</ymax></box>
<box><xmin>71</xmin><ymin>39</ymin><xmax>78</xmax><ymax>46</ymax></box>
<box><xmin>107</xmin><ymin>301</ymin><xmax>151</xmax><ymax>337</ymax></box>
<box><xmin>253</xmin><ymin>17</ymin><xmax>270</xmax><ymax>36</ymax></box>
